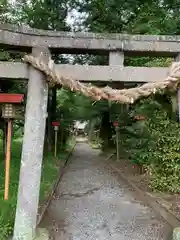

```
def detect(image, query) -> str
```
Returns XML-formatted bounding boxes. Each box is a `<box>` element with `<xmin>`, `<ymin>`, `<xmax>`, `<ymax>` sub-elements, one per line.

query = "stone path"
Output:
<box><xmin>40</xmin><ymin>143</ymin><xmax>172</xmax><ymax>240</ymax></box>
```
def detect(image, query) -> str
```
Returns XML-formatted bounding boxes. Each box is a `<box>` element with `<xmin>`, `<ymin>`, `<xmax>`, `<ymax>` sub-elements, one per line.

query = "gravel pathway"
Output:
<box><xmin>40</xmin><ymin>143</ymin><xmax>172</xmax><ymax>240</ymax></box>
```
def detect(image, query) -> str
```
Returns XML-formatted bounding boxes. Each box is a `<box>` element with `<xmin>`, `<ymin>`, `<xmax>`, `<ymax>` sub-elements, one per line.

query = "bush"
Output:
<box><xmin>121</xmin><ymin>97</ymin><xmax>180</xmax><ymax>193</ymax></box>
<box><xmin>147</xmin><ymin>119</ymin><xmax>180</xmax><ymax>192</ymax></box>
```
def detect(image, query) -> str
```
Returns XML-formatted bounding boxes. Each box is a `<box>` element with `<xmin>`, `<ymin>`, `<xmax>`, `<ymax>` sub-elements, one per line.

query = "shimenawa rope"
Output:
<box><xmin>23</xmin><ymin>54</ymin><xmax>180</xmax><ymax>104</ymax></box>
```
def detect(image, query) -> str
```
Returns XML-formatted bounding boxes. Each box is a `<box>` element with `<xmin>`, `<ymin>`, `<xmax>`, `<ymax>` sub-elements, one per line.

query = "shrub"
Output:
<box><xmin>147</xmin><ymin>119</ymin><xmax>180</xmax><ymax>192</ymax></box>
<box><xmin>122</xmin><ymin>97</ymin><xmax>180</xmax><ymax>192</ymax></box>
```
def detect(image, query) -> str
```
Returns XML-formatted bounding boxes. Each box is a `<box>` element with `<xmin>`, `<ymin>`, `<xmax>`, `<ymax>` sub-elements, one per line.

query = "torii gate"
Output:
<box><xmin>0</xmin><ymin>24</ymin><xmax>180</xmax><ymax>239</ymax></box>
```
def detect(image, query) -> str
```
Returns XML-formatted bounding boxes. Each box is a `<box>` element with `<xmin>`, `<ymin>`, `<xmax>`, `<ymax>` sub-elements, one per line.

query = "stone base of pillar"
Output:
<box><xmin>35</xmin><ymin>228</ymin><xmax>49</xmax><ymax>240</ymax></box>
<box><xmin>9</xmin><ymin>228</ymin><xmax>49</xmax><ymax>240</ymax></box>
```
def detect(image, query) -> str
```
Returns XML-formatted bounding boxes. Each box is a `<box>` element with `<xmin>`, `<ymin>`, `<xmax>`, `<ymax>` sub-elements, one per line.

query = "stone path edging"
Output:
<box><xmin>36</xmin><ymin>143</ymin><xmax>76</xmax><ymax>226</ymax></box>
<box><xmin>109</xmin><ymin>163</ymin><xmax>180</xmax><ymax>231</ymax></box>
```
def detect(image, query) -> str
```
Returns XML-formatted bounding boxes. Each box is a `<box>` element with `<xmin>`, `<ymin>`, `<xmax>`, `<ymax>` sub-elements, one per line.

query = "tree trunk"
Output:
<box><xmin>88</xmin><ymin>119</ymin><xmax>95</xmax><ymax>141</ymax></box>
<box><xmin>99</xmin><ymin>110</ymin><xmax>113</xmax><ymax>151</ymax></box>
<box><xmin>51</xmin><ymin>87</ymin><xmax>57</xmax><ymax>146</ymax></box>
<box><xmin>47</xmin><ymin>90</ymin><xmax>53</xmax><ymax>152</ymax></box>
<box><xmin>52</xmin><ymin>87</ymin><xmax>57</xmax><ymax>120</ymax></box>
<box><xmin>46</xmin><ymin>87</ymin><xmax>57</xmax><ymax>152</ymax></box>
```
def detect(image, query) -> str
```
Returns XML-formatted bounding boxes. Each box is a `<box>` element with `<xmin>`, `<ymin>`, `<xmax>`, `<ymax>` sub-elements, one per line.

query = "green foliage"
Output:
<box><xmin>39</xmin><ymin>137</ymin><xmax>75</xmax><ymax>201</ymax></box>
<box><xmin>75</xmin><ymin>0</ymin><xmax>180</xmax><ymax>36</ymax></box>
<box><xmin>147</xmin><ymin>117</ymin><xmax>180</xmax><ymax>192</ymax></box>
<box><xmin>0</xmin><ymin>140</ymin><xmax>21</xmax><ymax>239</ymax></box>
<box><xmin>0</xmin><ymin>0</ymin><xmax>10</xmax><ymax>23</ymax></box>
<box><xmin>119</xmin><ymin>98</ymin><xmax>180</xmax><ymax>193</ymax></box>
<box><xmin>12</xmin><ymin>0</ymin><xmax>70</xmax><ymax>30</ymax></box>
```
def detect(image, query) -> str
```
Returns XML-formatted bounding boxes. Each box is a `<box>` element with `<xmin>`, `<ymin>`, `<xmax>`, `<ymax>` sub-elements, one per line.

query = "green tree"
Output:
<box><xmin>15</xmin><ymin>0</ymin><xmax>70</xmax><ymax>31</ymax></box>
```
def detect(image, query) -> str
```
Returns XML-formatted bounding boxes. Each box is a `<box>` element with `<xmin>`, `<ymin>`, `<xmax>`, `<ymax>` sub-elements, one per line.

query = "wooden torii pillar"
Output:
<box><xmin>13</xmin><ymin>47</ymin><xmax>50</xmax><ymax>239</ymax></box>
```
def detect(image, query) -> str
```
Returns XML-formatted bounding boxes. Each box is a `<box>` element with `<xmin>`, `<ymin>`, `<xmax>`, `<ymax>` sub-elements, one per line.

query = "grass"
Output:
<box><xmin>0</xmin><ymin>137</ymin><xmax>75</xmax><ymax>240</ymax></box>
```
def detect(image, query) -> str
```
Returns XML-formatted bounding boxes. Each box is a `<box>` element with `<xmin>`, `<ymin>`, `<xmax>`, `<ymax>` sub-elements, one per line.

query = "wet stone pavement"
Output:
<box><xmin>40</xmin><ymin>143</ymin><xmax>172</xmax><ymax>240</ymax></box>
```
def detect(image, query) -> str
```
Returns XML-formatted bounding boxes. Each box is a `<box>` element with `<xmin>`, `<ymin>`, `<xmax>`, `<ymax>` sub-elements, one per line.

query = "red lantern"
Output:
<box><xmin>52</xmin><ymin>121</ymin><xmax>60</xmax><ymax>127</ymax></box>
<box><xmin>0</xmin><ymin>93</ymin><xmax>24</xmax><ymax>104</ymax></box>
<box><xmin>113</xmin><ymin>121</ymin><xmax>119</xmax><ymax>127</ymax></box>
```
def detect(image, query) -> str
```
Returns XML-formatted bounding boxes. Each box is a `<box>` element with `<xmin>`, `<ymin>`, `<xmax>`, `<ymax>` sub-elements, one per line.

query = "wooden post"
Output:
<box><xmin>13</xmin><ymin>47</ymin><xmax>50</xmax><ymax>240</ymax></box>
<box><xmin>54</xmin><ymin>125</ymin><xmax>59</xmax><ymax>159</ymax></box>
<box><xmin>54</xmin><ymin>129</ymin><xmax>58</xmax><ymax>158</ymax></box>
<box><xmin>61</xmin><ymin>128</ymin><xmax>63</xmax><ymax>148</ymax></box>
<box><xmin>4</xmin><ymin>119</ymin><xmax>12</xmax><ymax>200</ymax></box>
<box><xmin>3</xmin><ymin>120</ymin><xmax>7</xmax><ymax>162</ymax></box>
